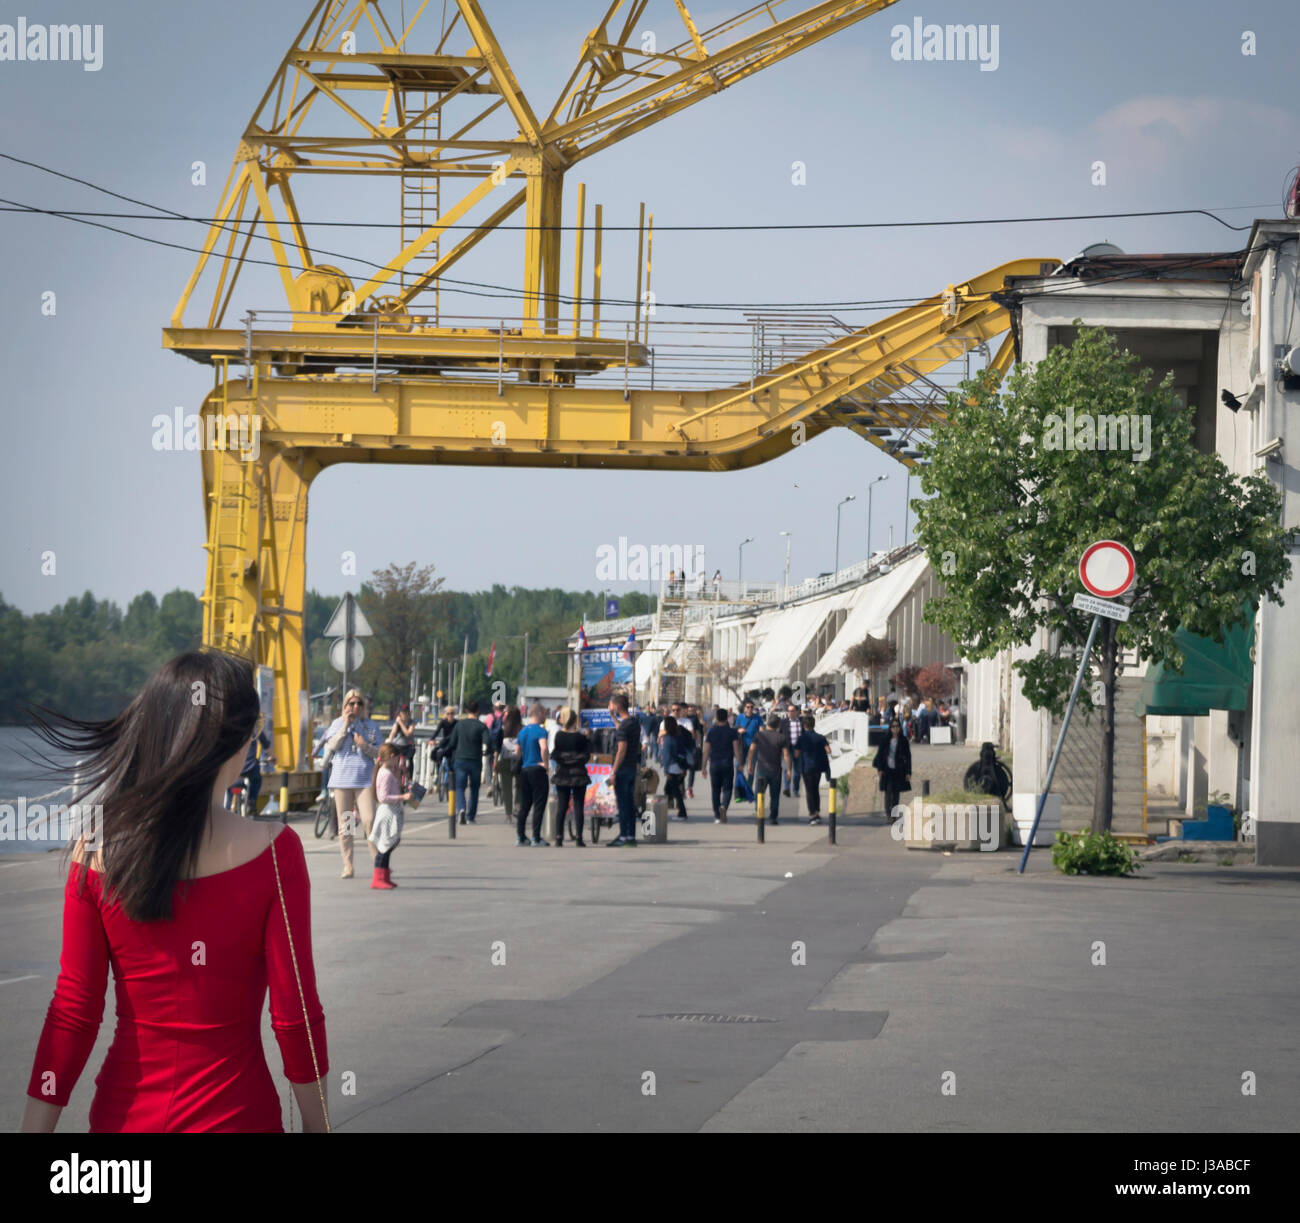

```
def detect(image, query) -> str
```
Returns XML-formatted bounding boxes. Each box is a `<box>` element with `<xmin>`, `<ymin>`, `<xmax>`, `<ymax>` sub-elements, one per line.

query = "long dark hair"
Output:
<box><xmin>31</xmin><ymin>650</ymin><xmax>260</xmax><ymax>922</ymax></box>
<box><xmin>502</xmin><ymin>707</ymin><xmax>523</xmax><ymax>737</ymax></box>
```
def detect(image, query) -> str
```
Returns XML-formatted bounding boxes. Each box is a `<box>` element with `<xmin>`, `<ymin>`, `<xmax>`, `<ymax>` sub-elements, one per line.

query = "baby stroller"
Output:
<box><xmin>963</xmin><ymin>742</ymin><xmax>1013</xmax><ymax>812</ymax></box>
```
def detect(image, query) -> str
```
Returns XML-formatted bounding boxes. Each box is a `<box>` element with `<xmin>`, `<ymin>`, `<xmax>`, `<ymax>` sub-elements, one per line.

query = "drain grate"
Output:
<box><xmin>640</xmin><ymin>1012</ymin><xmax>777</xmax><ymax>1024</ymax></box>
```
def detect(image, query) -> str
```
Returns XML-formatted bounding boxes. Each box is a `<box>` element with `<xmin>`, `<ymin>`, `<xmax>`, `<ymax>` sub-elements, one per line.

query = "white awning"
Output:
<box><xmin>741</xmin><ymin>595</ymin><xmax>852</xmax><ymax>689</ymax></box>
<box><xmin>809</xmin><ymin>554</ymin><xmax>930</xmax><ymax>676</ymax></box>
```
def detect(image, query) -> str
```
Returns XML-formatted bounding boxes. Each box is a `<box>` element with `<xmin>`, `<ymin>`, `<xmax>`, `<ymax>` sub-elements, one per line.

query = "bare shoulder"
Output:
<box><xmin>191</xmin><ymin>810</ymin><xmax>290</xmax><ymax>877</ymax></box>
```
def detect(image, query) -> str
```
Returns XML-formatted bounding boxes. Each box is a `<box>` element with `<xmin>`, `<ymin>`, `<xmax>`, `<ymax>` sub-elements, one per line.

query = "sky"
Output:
<box><xmin>1</xmin><ymin>0</ymin><xmax>1296</xmax><ymax>614</ymax></box>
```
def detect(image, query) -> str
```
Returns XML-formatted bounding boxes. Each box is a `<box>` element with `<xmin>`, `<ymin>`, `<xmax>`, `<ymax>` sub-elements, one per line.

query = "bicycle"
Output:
<box><xmin>314</xmin><ymin>788</ymin><xmax>336</xmax><ymax>839</ymax></box>
<box><xmin>434</xmin><ymin>751</ymin><xmax>452</xmax><ymax>805</ymax></box>
<box><xmin>488</xmin><ymin>757</ymin><xmax>502</xmax><ymax>808</ymax></box>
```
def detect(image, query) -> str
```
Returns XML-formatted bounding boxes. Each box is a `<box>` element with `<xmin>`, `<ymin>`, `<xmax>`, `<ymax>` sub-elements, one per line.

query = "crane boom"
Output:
<box><xmin>165</xmin><ymin>1</ymin><xmax>1056</xmax><ymax>783</ymax></box>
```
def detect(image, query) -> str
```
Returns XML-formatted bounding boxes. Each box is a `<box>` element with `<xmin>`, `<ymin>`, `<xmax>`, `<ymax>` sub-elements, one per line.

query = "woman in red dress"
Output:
<box><xmin>22</xmin><ymin>650</ymin><xmax>330</xmax><ymax>1133</ymax></box>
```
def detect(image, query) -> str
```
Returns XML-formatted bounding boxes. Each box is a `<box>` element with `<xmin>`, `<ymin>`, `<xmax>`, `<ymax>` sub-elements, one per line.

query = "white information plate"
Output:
<box><xmin>1072</xmin><ymin>592</ymin><xmax>1131</xmax><ymax>621</ymax></box>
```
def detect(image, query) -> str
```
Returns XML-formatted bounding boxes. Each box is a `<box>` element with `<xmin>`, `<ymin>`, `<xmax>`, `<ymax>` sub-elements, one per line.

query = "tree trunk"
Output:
<box><xmin>1091</xmin><ymin>621</ymin><xmax>1118</xmax><ymax>834</ymax></box>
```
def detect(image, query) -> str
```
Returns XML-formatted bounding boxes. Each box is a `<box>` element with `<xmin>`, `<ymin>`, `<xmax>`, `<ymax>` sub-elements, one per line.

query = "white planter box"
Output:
<box><xmin>902</xmin><ymin>797</ymin><xmax>1001</xmax><ymax>851</ymax></box>
<box><xmin>1012</xmin><ymin>792</ymin><xmax>1062</xmax><ymax>847</ymax></box>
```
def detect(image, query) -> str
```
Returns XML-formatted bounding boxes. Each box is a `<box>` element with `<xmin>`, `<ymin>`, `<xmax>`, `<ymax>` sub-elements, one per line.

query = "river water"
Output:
<box><xmin>0</xmin><ymin>726</ymin><xmax>83</xmax><ymax>855</ymax></box>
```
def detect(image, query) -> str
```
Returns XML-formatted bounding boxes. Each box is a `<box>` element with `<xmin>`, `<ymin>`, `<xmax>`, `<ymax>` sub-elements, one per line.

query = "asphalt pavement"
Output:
<box><xmin>2</xmin><ymin>785</ymin><xmax>1297</xmax><ymax>1132</ymax></box>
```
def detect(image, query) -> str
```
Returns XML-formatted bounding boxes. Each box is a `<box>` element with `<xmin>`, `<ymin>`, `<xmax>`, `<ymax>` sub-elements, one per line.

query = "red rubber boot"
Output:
<box><xmin>371</xmin><ymin>867</ymin><xmax>395</xmax><ymax>890</ymax></box>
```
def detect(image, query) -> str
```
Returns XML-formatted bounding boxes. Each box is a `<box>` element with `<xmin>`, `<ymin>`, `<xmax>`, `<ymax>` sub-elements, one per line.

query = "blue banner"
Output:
<box><xmin>579</xmin><ymin>647</ymin><xmax>634</xmax><ymax>727</ymax></box>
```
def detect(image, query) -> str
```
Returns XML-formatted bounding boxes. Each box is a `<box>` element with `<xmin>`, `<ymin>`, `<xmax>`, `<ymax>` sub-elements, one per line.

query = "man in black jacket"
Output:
<box><xmin>447</xmin><ymin>701</ymin><xmax>491</xmax><ymax>823</ymax></box>
<box><xmin>746</xmin><ymin>714</ymin><xmax>793</xmax><ymax>825</ymax></box>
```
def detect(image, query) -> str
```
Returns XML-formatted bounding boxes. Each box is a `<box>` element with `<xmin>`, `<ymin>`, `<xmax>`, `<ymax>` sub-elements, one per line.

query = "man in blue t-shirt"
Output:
<box><xmin>515</xmin><ymin>706</ymin><xmax>550</xmax><ymax>847</ymax></box>
<box><xmin>702</xmin><ymin>707</ymin><xmax>742</xmax><ymax>824</ymax></box>
<box><xmin>735</xmin><ymin>698</ymin><xmax>763</xmax><ymax>786</ymax></box>
<box><xmin>607</xmin><ymin>692</ymin><xmax>641</xmax><ymax>846</ymax></box>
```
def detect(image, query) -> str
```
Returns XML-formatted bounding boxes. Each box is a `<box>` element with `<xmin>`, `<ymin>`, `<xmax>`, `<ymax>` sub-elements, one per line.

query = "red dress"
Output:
<box><xmin>27</xmin><ymin>826</ymin><xmax>328</xmax><ymax>1132</ymax></box>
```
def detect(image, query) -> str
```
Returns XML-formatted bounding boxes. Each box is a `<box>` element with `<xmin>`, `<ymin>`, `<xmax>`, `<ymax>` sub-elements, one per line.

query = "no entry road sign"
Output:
<box><xmin>1079</xmin><ymin>540</ymin><xmax>1136</xmax><ymax>599</ymax></box>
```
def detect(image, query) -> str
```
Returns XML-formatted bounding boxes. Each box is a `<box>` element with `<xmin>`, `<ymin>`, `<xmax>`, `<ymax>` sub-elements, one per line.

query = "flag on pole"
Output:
<box><xmin>485</xmin><ymin>641</ymin><xmax>496</xmax><ymax>677</ymax></box>
<box><xmin>621</xmin><ymin>628</ymin><xmax>636</xmax><ymax>664</ymax></box>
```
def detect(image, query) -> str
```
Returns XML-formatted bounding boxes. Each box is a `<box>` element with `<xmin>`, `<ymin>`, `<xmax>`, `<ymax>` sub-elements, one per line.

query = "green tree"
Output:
<box><xmin>359</xmin><ymin>563</ymin><xmax>446</xmax><ymax>711</ymax></box>
<box><xmin>914</xmin><ymin>325</ymin><xmax>1292</xmax><ymax>832</ymax></box>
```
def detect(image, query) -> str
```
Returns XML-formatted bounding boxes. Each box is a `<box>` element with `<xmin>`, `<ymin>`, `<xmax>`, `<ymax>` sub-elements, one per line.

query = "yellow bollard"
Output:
<box><xmin>448</xmin><ymin>786</ymin><xmax>456</xmax><ymax>839</ymax></box>
<box><xmin>828</xmin><ymin>779</ymin><xmax>837</xmax><ymax>845</ymax></box>
<box><xmin>756</xmin><ymin>787</ymin><xmax>765</xmax><ymax>843</ymax></box>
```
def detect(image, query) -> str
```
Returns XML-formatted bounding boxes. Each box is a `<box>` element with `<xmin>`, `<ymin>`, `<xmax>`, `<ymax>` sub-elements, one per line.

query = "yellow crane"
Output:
<box><xmin>165</xmin><ymin>0</ymin><xmax>1058</xmax><ymax>775</ymax></box>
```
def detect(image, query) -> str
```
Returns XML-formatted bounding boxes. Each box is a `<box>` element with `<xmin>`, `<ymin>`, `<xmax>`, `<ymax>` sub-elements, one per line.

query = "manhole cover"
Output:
<box><xmin>640</xmin><ymin>1013</ymin><xmax>777</xmax><ymax>1024</ymax></box>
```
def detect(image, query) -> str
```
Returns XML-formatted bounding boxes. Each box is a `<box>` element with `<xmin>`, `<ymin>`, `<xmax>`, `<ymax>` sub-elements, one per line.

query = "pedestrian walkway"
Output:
<box><xmin>2</xmin><ymin>793</ymin><xmax>1296</xmax><ymax>1132</ymax></box>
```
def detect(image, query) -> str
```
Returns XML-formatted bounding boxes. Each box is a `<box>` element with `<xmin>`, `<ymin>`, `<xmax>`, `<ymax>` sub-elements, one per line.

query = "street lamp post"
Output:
<box><xmin>867</xmin><ymin>474</ymin><xmax>889</xmax><ymax>569</ymax></box>
<box><xmin>779</xmin><ymin>530</ymin><xmax>792</xmax><ymax>607</ymax></box>
<box><xmin>903</xmin><ymin>471</ymin><xmax>912</xmax><ymax>546</ymax></box>
<box><xmin>738</xmin><ymin>536</ymin><xmax>754</xmax><ymax>587</ymax></box>
<box><xmin>834</xmin><ymin>494</ymin><xmax>856</xmax><ymax>574</ymax></box>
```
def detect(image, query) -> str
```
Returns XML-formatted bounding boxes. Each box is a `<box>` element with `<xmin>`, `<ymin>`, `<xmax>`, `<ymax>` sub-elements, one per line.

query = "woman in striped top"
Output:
<box><xmin>321</xmin><ymin>689</ymin><xmax>383</xmax><ymax>879</ymax></box>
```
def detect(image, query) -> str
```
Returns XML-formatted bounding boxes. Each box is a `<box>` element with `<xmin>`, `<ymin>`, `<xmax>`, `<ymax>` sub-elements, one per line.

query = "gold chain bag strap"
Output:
<box><xmin>270</xmin><ymin>833</ymin><xmax>331</xmax><ymax>1133</ymax></box>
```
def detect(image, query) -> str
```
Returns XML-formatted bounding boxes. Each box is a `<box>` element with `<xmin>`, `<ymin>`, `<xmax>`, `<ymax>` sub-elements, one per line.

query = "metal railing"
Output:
<box><xmin>221</xmin><ymin>307</ymin><xmax>983</xmax><ymax>423</ymax></box>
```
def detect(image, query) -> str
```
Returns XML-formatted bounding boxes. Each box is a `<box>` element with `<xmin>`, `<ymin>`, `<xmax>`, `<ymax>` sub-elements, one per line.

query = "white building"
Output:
<box><xmin>980</xmin><ymin>223</ymin><xmax>1300</xmax><ymax>864</ymax></box>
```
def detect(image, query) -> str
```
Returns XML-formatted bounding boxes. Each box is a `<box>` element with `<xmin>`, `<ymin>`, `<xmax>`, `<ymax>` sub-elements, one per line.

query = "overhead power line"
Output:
<box><xmin>0</xmin><ymin>151</ymin><xmax>1263</xmax><ymax>313</ymax></box>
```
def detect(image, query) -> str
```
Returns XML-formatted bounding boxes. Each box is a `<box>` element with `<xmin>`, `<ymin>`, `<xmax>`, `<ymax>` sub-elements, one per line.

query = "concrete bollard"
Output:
<box><xmin>546</xmin><ymin>795</ymin><xmax>558</xmax><ymax>843</ymax></box>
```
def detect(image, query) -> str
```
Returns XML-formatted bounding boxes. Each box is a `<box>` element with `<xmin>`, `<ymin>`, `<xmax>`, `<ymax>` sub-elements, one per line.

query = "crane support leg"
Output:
<box><xmin>201</xmin><ymin>375</ymin><xmax>316</xmax><ymax>772</ymax></box>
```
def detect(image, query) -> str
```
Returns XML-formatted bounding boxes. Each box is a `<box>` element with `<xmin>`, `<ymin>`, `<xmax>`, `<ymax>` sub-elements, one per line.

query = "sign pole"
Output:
<box><xmin>343</xmin><ymin>594</ymin><xmax>353</xmax><ymax>697</ymax></box>
<box><xmin>1017</xmin><ymin>612</ymin><xmax>1101</xmax><ymax>873</ymax></box>
<box><xmin>458</xmin><ymin>633</ymin><xmax>468</xmax><ymax>709</ymax></box>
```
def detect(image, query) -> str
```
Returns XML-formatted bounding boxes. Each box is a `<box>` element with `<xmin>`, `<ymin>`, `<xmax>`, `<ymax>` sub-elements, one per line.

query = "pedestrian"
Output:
<box><xmin>22</xmin><ymin>650</ymin><xmax>328</xmax><ymax>1133</ymax></box>
<box><xmin>663</xmin><ymin>702</ymin><xmax>698</xmax><ymax>798</ymax></box>
<box><xmin>658</xmin><ymin>715</ymin><xmax>690</xmax><ymax>820</ymax></box>
<box><xmin>431</xmin><ymin>704</ymin><xmax>457</xmax><ymax>795</ymax></box>
<box><xmin>515</xmin><ymin>705</ymin><xmax>550</xmax><ymax>846</ymax></box>
<box><xmin>386</xmin><ymin>704</ymin><xmax>415</xmax><ymax>781</ymax></box>
<box><xmin>448</xmin><ymin>700</ymin><xmax>491</xmax><ymax>824</ymax></box>
<box><xmin>796</xmin><ymin>715</ymin><xmax>832</xmax><ymax>825</ymax></box>
<box><xmin>496</xmin><ymin>705</ymin><xmax>522</xmax><ymax>816</ymax></box>
<box><xmin>747</xmin><ymin>713</ymin><xmax>793</xmax><ymax>825</ymax></box>
<box><xmin>230</xmin><ymin>718</ymin><xmax>274</xmax><ymax>811</ymax></box>
<box><xmin>606</xmin><ymin>691</ymin><xmax>641</xmax><ymax>847</ymax></box>
<box><xmin>781</xmin><ymin>700</ymin><xmax>801</xmax><ymax>800</ymax></box>
<box><xmin>916</xmin><ymin>698</ymin><xmax>932</xmax><ymax>744</ymax></box>
<box><xmin>551</xmin><ymin>706</ymin><xmax>592</xmax><ymax>847</ymax></box>
<box><xmin>370</xmin><ymin>744</ymin><xmax>410</xmax><ymax>889</ymax></box>
<box><xmin>323</xmin><ymin>688</ymin><xmax>382</xmax><ymax>878</ymax></box>
<box><xmin>702</xmin><ymin>706</ymin><xmax>742</xmax><ymax>823</ymax></box>
<box><xmin>872</xmin><ymin>718</ymin><xmax>912</xmax><ymax>819</ymax></box>
<box><xmin>486</xmin><ymin>701</ymin><xmax>506</xmax><ymax>784</ymax></box>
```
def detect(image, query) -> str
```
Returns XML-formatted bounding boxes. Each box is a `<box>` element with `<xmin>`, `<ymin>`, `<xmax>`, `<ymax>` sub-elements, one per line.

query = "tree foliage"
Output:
<box><xmin>0</xmin><ymin>589</ymin><xmax>202</xmax><ymax>722</ymax></box>
<box><xmin>843</xmin><ymin>634</ymin><xmax>896</xmax><ymax>675</ymax></box>
<box><xmin>915</xmin><ymin>662</ymin><xmax>956</xmax><ymax>702</ymax></box>
<box><xmin>2</xmin><ymin>581</ymin><xmax>657</xmax><ymax>724</ymax></box>
<box><xmin>890</xmin><ymin>664</ymin><xmax>923</xmax><ymax>700</ymax></box>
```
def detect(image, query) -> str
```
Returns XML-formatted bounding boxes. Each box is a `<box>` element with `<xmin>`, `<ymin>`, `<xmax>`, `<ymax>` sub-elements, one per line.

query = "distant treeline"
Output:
<box><xmin>0</xmin><ymin>585</ymin><xmax>655</xmax><ymax>723</ymax></box>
